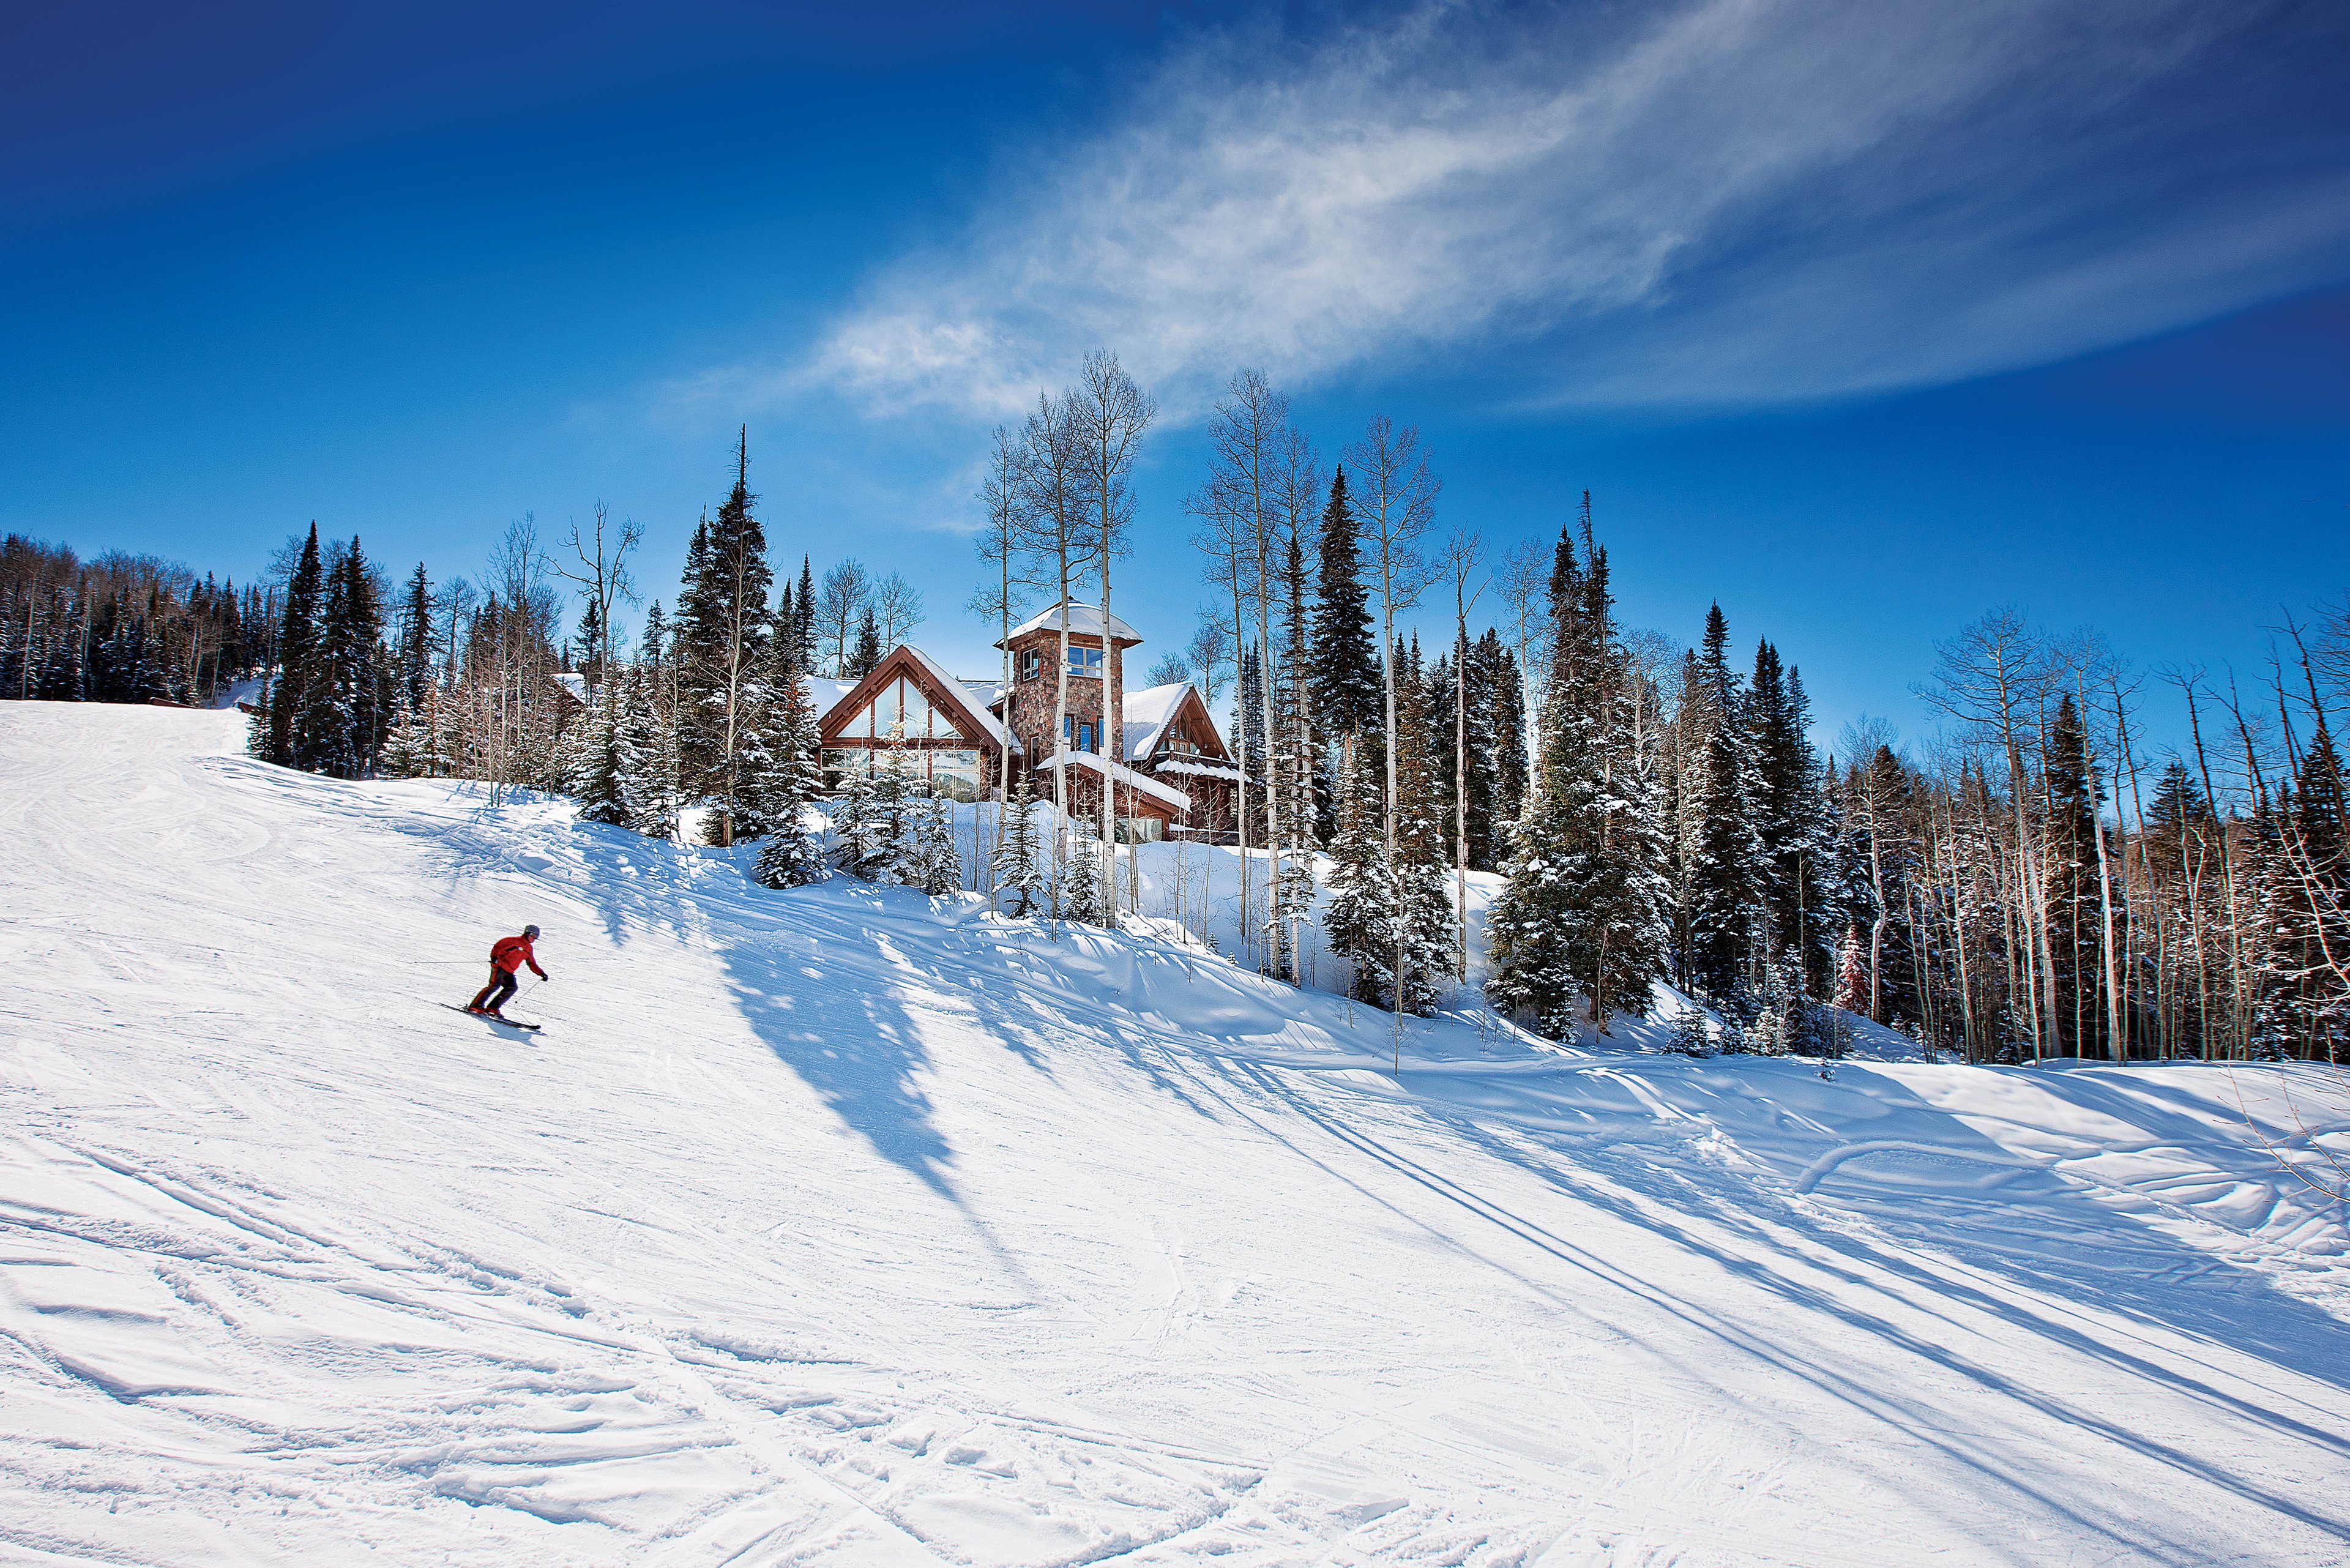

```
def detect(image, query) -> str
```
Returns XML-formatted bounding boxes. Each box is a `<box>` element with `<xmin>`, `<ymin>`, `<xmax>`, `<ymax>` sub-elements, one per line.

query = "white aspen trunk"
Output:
<box><xmin>1229</xmin><ymin>578</ymin><xmax>1252</xmax><ymax>967</ymax></box>
<box><xmin>2092</xmin><ymin>753</ymin><xmax>2124</xmax><ymax>1061</ymax></box>
<box><xmin>1100</xmin><ymin>532</ymin><xmax>1119</xmax><ymax>919</ymax></box>
<box><xmin>1053</xmin><ymin>558</ymin><xmax>1072</xmax><ymax>880</ymax></box>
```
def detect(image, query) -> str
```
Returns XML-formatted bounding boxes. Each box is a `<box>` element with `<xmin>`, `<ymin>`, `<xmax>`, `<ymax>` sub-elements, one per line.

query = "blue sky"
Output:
<box><xmin>4</xmin><ymin>0</ymin><xmax>2346</xmax><ymax>756</ymax></box>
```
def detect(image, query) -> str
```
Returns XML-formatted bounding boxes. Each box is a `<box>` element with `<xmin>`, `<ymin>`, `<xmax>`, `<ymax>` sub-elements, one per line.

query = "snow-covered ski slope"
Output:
<box><xmin>4</xmin><ymin>706</ymin><xmax>2350</xmax><ymax>1567</ymax></box>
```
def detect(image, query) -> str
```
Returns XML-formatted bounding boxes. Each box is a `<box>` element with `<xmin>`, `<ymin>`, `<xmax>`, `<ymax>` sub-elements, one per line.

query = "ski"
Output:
<box><xmin>440</xmin><ymin>1003</ymin><xmax>542</xmax><ymax>1032</ymax></box>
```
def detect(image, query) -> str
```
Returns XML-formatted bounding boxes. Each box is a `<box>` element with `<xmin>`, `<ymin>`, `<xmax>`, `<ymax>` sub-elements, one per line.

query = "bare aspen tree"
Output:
<box><xmin>556</xmin><ymin>501</ymin><xmax>643</xmax><ymax>697</ymax></box>
<box><xmin>972</xmin><ymin>424</ymin><xmax>1034</xmax><ymax>808</ymax></box>
<box><xmin>1017</xmin><ymin>389</ymin><xmax>1095</xmax><ymax>876</ymax></box>
<box><xmin>1070</xmin><ymin>351</ymin><xmax>1152</xmax><ymax>920</ymax></box>
<box><xmin>1345</xmin><ymin>416</ymin><xmax>1441</xmax><ymax>879</ymax></box>
<box><xmin>816</xmin><ymin>561</ymin><xmax>872</xmax><ymax>676</ymax></box>
<box><xmin>1187</xmin><ymin>371</ymin><xmax>1291</xmax><ymax>968</ymax></box>
<box><xmin>1185</xmin><ymin>491</ymin><xmax>1257</xmax><ymax>964</ymax></box>
<box><xmin>873</xmin><ymin>572</ymin><xmax>926</xmax><ymax>646</ymax></box>
<box><xmin>1921</xmin><ymin>608</ymin><xmax>2060</xmax><ymax>1058</ymax></box>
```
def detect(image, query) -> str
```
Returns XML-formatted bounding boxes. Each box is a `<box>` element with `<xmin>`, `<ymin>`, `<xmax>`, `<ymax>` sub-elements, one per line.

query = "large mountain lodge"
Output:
<box><xmin>811</xmin><ymin>600</ymin><xmax>1241</xmax><ymax>840</ymax></box>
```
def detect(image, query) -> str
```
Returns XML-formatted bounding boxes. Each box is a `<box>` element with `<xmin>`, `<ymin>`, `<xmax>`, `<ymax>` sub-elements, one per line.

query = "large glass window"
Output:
<box><xmin>931</xmin><ymin>750</ymin><xmax>983</xmax><ymax>801</ymax></box>
<box><xmin>1117</xmin><ymin>816</ymin><xmax>1163</xmax><ymax>843</ymax></box>
<box><xmin>852</xmin><ymin>674</ymin><xmax>967</xmax><ymax>741</ymax></box>
<box><xmin>1018</xmin><ymin>648</ymin><xmax>1043</xmax><ymax>681</ymax></box>
<box><xmin>1062</xmin><ymin>715</ymin><xmax>1099</xmax><ymax>752</ymax></box>
<box><xmin>1067</xmin><ymin>644</ymin><xmax>1103</xmax><ymax>677</ymax></box>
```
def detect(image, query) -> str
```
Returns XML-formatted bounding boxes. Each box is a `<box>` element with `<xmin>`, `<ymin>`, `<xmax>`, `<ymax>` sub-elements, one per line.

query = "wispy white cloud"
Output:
<box><xmin>779</xmin><ymin>0</ymin><xmax>2349</xmax><ymax>418</ymax></box>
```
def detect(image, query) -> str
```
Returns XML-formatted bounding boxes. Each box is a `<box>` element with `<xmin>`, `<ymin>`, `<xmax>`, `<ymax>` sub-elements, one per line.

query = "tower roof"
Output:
<box><xmin>998</xmin><ymin>600</ymin><xmax>1143</xmax><ymax>649</ymax></box>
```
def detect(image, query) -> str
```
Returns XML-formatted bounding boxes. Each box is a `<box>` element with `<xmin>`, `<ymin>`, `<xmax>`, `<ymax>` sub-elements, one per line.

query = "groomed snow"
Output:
<box><xmin>5</xmin><ymin>705</ymin><xmax>2350</xmax><ymax>1566</ymax></box>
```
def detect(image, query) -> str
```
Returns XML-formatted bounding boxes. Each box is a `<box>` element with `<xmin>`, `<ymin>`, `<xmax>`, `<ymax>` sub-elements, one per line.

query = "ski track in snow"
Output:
<box><xmin>2</xmin><ymin>705</ymin><xmax>2348</xmax><ymax>1566</ymax></box>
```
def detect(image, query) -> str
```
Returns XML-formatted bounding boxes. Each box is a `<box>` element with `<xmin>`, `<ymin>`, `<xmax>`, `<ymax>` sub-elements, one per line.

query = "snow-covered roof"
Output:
<box><xmin>1121</xmin><ymin>682</ymin><xmax>1189</xmax><ymax>761</ymax></box>
<box><xmin>1037</xmin><ymin>749</ymin><xmax>1192</xmax><ymax>813</ymax></box>
<box><xmin>1152</xmin><ymin>758</ymin><xmax>1244</xmax><ymax>783</ymax></box>
<box><xmin>998</xmin><ymin>600</ymin><xmax>1142</xmax><ymax>649</ymax></box>
<box><xmin>553</xmin><ymin>672</ymin><xmax>588</xmax><ymax>703</ymax></box>
<box><xmin>901</xmin><ymin>646</ymin><xmax>1015</xmax><ymax>750</ymax></box>
<box><xmin>812</xmin><ymin>649</ymin><xmax>1019</xmax><ymax>754</ymax></box>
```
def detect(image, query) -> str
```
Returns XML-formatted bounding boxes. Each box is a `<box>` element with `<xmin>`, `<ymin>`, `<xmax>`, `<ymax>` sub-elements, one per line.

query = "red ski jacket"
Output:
<box><xmin>490</xmin><ymin>934</ymin><xmax>546</xmax><ymax>979</ymax></box>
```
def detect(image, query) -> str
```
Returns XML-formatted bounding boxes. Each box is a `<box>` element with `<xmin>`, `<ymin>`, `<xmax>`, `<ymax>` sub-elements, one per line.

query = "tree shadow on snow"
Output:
<box><xmin>1213</xmin><ymin>1045</ymin><xmax>2350</xmax><ymax>1558</ymax></box>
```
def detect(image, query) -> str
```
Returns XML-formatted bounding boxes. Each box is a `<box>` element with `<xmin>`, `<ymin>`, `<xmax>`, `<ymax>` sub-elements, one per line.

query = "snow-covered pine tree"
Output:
<box><xmin>2250</xmin><ymin>716</ymin><xmax>2350</xmax><ymax>1060</ymax></box>
<box><xmin>1683</xmin><ymin>604</ymin><xmax>1761</xmax><ymax>1006</ymax></box>
<box><xmin>750</xmin><ymin>638</ymin><xmax>826</xmax><ymax>888</ymax></box>
<box><xmin>850</xmin><ymin>607</ymin><xmax>881</xmax><ymax>678</ymax></box>
<box><xmin>830</xmin><ymin>768</ymin><xmax>888</xmax><ymax>879</ymax></box>
<box><xmin>316</xmin><ymin>539</ymin><xmax>387</xmax><ymax>780</ymax></box>
<box><xmin>261</xmin><ymin>524</ymin><xmax>326</xmax><ymax>769</ymax></box>
<box><xmin>909</xmin><ymin>792</ymin><xmax>963</xmax><ymax>895</ymax></box>
<box><xmin>1310</xmin><ymin>465</ymin><xmax>1384</xmax><ymax>742</ymax></box>
<box><xmin>619</xmin><ymin>667</ymin><xmax>681</xmax><ymax>840</ymax></box>
<box><xmin>1667</xmin><ymin>1001</ymin><xmax>1712</xmax><ymax>1056</ymax></box>
<box><xmin>1389</xmin><ymin>645</ymin><xmax>1455</xmax><ymax>1015</ymax></box>
<box><xmin>1487</xmin><ymin>525</ymin><xmax>1669</xmax><ymax>1037</ymax></box>
<box><xmin>1747</xmin><ymin>643</ymin><xmax>1832</xmax><ymax>991</ymax></box>
<box><xmin>1275</xmin><ymin>534</ymin><xmax>1319</xmax><ymax>974</ymax></box>
<box><xmin>677</xmin><ymin>432</ymin><xmax>773</xmax><ymax>845</ymax></box>
<box><xmin>395</xmin><ymin>563</ymin><xmax>434</xmax><ymax>719</ymax></box>
<box><xmin>990</xmin><ymin>774</ymin><xmax>1048</xmax><ymax>916</ymax></box>
<box><xmin>576</xmin><ymin>674</ymin><xmax>631</xmax><ymax>826</ymax></box>
<box><xmin>1832</xmin><ymin>921</ymin><xmax>1868</xmax><ymax>1014</ymax></box>
<box><xmin>1062</xmin><ymin>818</ymin><xmax>1109</xmax><ymax>926</ymax></box>
<box><xmin>2040</xmin><ymin>693</ymin><xmax>2107</xmax><ymax>1057</ymax></box>
<box><xmin>1322</xmin><ymin>739</ymin><xmax>1398</xmax><ymax>1004</ymax></box>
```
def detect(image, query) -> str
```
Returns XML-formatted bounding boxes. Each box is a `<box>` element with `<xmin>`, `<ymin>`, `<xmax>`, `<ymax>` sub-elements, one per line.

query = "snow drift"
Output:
<box><xmin>3</xmin><ymin>704</ymin><xmax>2348</xmax><ymax>1566</ymax></box>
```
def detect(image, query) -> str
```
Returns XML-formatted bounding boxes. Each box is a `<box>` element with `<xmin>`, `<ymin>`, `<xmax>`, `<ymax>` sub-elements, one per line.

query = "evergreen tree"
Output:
<box><xmin>621</xmin><ymin>667</ymin><xmax>682</xmax><ymax>840</ymax></box>
<box><xmin>1236</xmin><ymin>646</ymin><xmax>1266</xmax><ymax>784</ymax></box>
<box><xmin>794</xmin><ymin>556</ymin><xmax>818</xmax><ymax>673</ymax></box>
<box><xmin>991</xmin><ymin>776</ymin><xmax>1048</xmax><ymax>916</ymax></box>
<box><xmin>576</xmin><ymin>674</ymin><xmax>632</xmax><ymax>827</ymax></box>
<box><xmin>850</xmin><ymin>606</ymin><xmax>882</xmax><ymax>677</ymax></box>
<box><xmin>1832</xmin><ymin>922</ymin><xmax>1869</xmax><ymax>1014</ymax></box>
<box><xmin>1683</xmin><ymin>607</ymin><xmax>1759</xmax><ymax>1004</ymax></box>
<box><xmin>395</xmin><ymin>563</ymin><xmax>434</xmax><ymax>718</ymax></box>
<box><xmin>263</xmin><ymin>525</ymin><xmax>325</xmax><ymax>767</ymax></box>
<box><xmin>1747</xmin><ymin>643</ymin><xmax>1831</xmax><ymax>990</ymax></box>
<box><xmin>2041</xmin><ymin>693</ymin><xmax>2105</xmax><ymax>1056</ymax></box>
<box><xmin>1323</xmin><ymin>739</ymin><xmax>1398</xmax><ymax>1004</ymax></box>
<box><xmin>1389</xmin><ymin>644</ymin><xmax>1456</xmax><ymax>1013</ymax></box>
<box><xmin>2251</xmin><ymin>717</ymin><xmax>2350</xmax><ymax>1059</ymax></box>
<box><xmin>1488</xmin><ymin>529</ymin><xmax>1670</xmax><ymax>1036</ymax></box>
<box><xmin>750</xmin><ymin>637</ymin><xmax>827</xmax><ymax>888</ymax></box>
<box><xmin>908</xmin><ymin>793</ymin><xmax>963</xmax><ymax>895</ymax></box>
<box><xmin>830</xmin><ymin>769</ymin><xmax>887</xmax><ymax>878</ymax></box>
<box><xmin>1275</xmin><ymin>534</ymin><xmax>1319</xmax><ymax>972</ymax></box>
<box><xmin>1309</xmin><ymin>466</ymin><xmax>1382</xmax><ymax>741</ymax></box>
<box><xmin>1062</xmin><ymin>819</ymin><xmax>1109</xmax><ymax>926</ymax></box>
<box><xmin>314</xmin><ymin>540</ymin><xmax>389</xmax><ymax>779</ymax></box>
<box><xmin>676</xmin><ymin>435</ymin><xmax>775</xmax><ymax>842</ymax></box>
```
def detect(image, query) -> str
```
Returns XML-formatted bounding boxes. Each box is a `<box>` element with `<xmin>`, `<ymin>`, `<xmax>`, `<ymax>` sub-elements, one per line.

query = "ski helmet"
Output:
<box><xmin>524</xmin><ymin>924</ymin><xmax>541</xmax><ymax>938</ymax></box>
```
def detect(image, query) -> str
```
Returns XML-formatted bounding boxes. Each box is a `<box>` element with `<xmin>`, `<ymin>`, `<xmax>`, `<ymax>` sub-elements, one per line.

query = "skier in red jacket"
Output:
<box><xmin>466</xmin><ymin>925</ymin><xmax>548</xmax><ymax>1018</ymax></box>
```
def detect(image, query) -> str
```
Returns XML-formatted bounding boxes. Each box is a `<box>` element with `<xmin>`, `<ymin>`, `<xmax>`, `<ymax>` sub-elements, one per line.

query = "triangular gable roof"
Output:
<box><xmin>998</xmin><ymin>600</ymin><xmax>1143</xmax><ymax>649</ymax></box>
<box><xmin>1121</xmin><ymin>682</ymin><xmax>1229</xmax><ymax>764</ymax></box>
<box><xmin>1039</xmin><ymin>750</ymin><xmax>1192</xmax><ymax>813</ymax></box>
<box><xmin>816</xmin><ymin>645</ymin><xmax>1017</xmax><ymax>752</ymax></box>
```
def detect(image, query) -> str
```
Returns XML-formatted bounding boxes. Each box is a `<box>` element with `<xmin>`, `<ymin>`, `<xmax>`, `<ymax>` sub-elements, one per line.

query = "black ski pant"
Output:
<box><xmin>470</xmin><ymin>966</ymin><xmax>521</xmax><ymax>1014</ymax></box>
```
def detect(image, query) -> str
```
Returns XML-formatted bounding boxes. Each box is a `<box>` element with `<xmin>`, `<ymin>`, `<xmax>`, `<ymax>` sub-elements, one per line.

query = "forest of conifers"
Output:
<box><xmin>6</xmin><ymin>357</ymin><xmax>2345</xmax><ymax>1067</ymax></box>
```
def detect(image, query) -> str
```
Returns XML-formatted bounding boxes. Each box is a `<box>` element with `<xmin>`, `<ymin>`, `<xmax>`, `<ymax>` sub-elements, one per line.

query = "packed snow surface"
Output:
<box><xmin>4</xmin><ymin>706</ymin><xmax>2350</xmax><ymax>1566</ymax></box>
